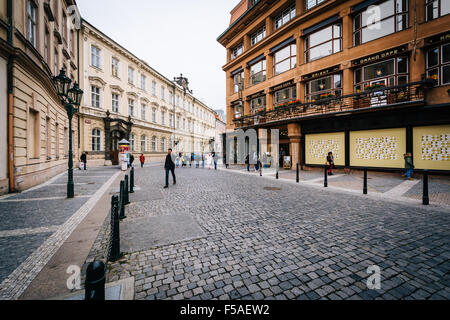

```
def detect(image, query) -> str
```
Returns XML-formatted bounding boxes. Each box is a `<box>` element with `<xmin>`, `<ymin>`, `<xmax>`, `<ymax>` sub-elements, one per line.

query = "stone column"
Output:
<box><xmin>288</xmin><ymin>123</ymin><xmax>302</xmax><ymax>170</ymax></box>
<box><xmin>266</xmin><ymin>89</ymin><xmax>274</xmax><ymax>111</ymax></box>
<box><xmin>258</xmin><ymin>128</ymin><xmax>269</xmax><ymax>156</ymax></box>
<box><xmin>244</xmin><ymin>34</ymin><xmax>251</xmax><ymax>52</ymax></box>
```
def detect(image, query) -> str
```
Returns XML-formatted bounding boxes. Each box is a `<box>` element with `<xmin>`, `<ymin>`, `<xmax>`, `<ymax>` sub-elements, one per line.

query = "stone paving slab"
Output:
<box><xmin>86</xmin><ymin>166</ymin><xmax>450</xmax><ymax>300</ymax></box>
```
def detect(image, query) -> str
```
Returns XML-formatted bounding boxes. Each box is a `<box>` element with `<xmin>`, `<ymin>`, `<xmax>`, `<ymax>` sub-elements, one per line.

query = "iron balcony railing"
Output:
<box><xmin>232</xmin><ymin>79</ymin><xmax>435</xmax><ymax>128</ymax></box>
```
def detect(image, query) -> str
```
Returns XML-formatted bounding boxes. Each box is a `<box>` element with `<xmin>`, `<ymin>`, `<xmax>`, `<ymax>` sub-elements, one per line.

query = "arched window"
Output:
<box><xmin>130</xmin><ymin>133</ymin><xmax>136</xmax><ymax>151</ymax></box>
<box><xmin>161</xmin><ymin>137</ymin><xmax>166</xmax><ymax>152</ymax></box>
<box><xmin>141</xmin><ymin>135</ymin><xmax>147</xmax><ymax>152</ymax></box>
<box><xmin>92</xmin><ymin>128</ymin><xmax>101</xmax><ymax>151</ymax></box>
<box><xmin>152</xmin><ymin>136</ymin><xmax>157</xmax><ymax>152</ymax></box>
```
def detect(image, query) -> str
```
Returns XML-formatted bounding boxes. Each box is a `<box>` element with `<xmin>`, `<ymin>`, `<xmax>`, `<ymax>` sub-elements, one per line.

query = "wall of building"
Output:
<box><xmin>0</xmin><ymin>56</ymin><xmax>8</xmax><ymax>194</ymax></box>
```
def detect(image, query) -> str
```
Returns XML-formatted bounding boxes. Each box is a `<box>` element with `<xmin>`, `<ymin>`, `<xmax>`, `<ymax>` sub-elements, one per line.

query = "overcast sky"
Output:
<box><xmin>77</xmin><ymin>0</ymin><xmax>240</xmax><ymax>112</ymax></box>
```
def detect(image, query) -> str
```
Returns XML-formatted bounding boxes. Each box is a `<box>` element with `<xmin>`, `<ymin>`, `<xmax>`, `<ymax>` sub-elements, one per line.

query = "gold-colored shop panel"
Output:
<box><xmin>350</xmin><ymin>128</ymin><xmax>406</xmax><ymax>168</ymax></box>
<box><xmin>413</xmin><ymin>125</ymin><xmax>450</xmax><ymax>171</ymax></box>
<box><xmin>305</xmin><ymin>132</ymin><xmax>345</xmax><ymax>166</ymax></box>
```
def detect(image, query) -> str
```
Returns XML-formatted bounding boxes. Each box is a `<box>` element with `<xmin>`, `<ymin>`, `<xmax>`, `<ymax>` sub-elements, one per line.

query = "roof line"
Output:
<box><xmin>217</xmin><ymin>0</ymin><xmax>261</xmax><ymax>42</ymax></box>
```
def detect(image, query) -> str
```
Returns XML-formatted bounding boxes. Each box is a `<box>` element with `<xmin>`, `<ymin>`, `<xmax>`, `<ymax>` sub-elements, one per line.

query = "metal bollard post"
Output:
<box><xmin>110</xmin><ymin>195</ymin><xmax>121</xmax><ymax>262</ymax></box>
<box><xmin>324</xmin><ymin>165</ymin><xmax>328</xmax><ymax>188</ymax></box>
<box><xmin>124</xmin><ymin>175</ymin><xmax>130</xmax><ymax>205</ymax></box>
<box><xmin>130</xmin><ymin>167</ymin><xmax>135</xmax><ymax>194</ymax></box>
<box><xmin>423</xmin><ymin>170</ymin><xmax>429</xmax><ymax>205</ymax></box>
<box><xmin>119</xmin><ymin>180</ymin><xmax>127</xmax><ymax>220</ymax></box>
<box><xmin>296</xmin><ymin>163</ymin><xmax>300</xmax><ymax>183</ymax></box>
<box><xmin>363</xmin><ymin>168</ymin><xmax>368</xmax><ymax>195</ymax></box>
<box><xmin>85</xmin><ymin>261</ymin><xmax>105</xmax><ymax>300</ymax></box>
<box><xmin>260</xmin><ymin>164</ymin><xmax>262</xmax><ymax>177</ymax></box>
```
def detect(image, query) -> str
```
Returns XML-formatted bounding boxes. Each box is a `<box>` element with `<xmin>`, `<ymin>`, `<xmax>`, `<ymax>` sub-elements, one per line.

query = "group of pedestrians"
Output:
<box><xmin>175</xmin><ymin>152</ymin><xmax>218</xmax><ymax>170</ymax></box>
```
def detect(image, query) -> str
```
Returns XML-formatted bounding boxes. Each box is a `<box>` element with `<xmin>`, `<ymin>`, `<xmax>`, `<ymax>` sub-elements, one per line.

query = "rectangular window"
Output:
<box><xmin>426</xmin><ymin>0</ymin><xmax>450</xmax><ymax>21</ymax></box>
<box><xmin>169</xmin><ymin>113</ymin><xmax>173</xmax><ymax>127</ymax></box>
<box><xmin>62</xmin><ymin>13</ymin><xmax>67</xmax><ymax>43</ymax></box>
<box><xmin>233</xmin><ymin>70</ymin><xmax>244</xmax><ymax>93</ymax></box>
<box><xmin>250</xmin><ymin>96</ymin><xmax>266</xmax><ymax>114</ymax></box>
<box><xmin>141</xmin><ymin>75</ymin><xmax>146</xmax><ymax>91</ymax></box>
<box><xmin>161</xmin><ymin>111</ymin><xmax>166</xmax><ymax>125</ymax></box>
<box><xmin>152</xmin><ymin>81</ymin><xmax>156</xmax><ymax>95</ymax></box>
<box><xmin>152</xmin><ymin>108</ymin><xmax>157</xmax><ymax>123</ymax></box>
<box><xmin>161</xmin><ymin>87</ymin><xmax>165</xmax><ymax>100</ymax></box>
<box><xmin>141</xmin><ymin>104</ymin><xmax>147</xmax><ymax>120</ymax></box>
<box><xmin>353</xmin><ymin>0</ymin><xmax>408</xmax><ymax>46</ymax></box>
<box><xmin>44</xmin><ymin>25</ymin><xmax>50</xmax><ymax>65</ymax></box>
<box><xmin>128</xmin><ymin>67</ymin><xmax>135</xmax><ymax>85</ymax></box>
<box><xmin>305</xmin><ymin>23</ymin><xmax>342</xmax><ymax>62</ymax></box>
<box><xmin>112</xmin><ymin>58</ymin><xmax>119</xmax><ymax>78</ymax></box>
<box><xmin>128</xmin><ymin>99</ymin><xmax>135</xmax><ymax>117</ymax></box>
<box><xmin>274</xmin><ymin>85</ymin><xmax>297</xmax><ymax>106</ymax></box>
<box><xmin>274</xmin><ymin>4</ymin><xmax>296</xmax><ymax>30</ymax></box>
<box><xmin>91</xmin><ymin>46</ymin><xmax>101</xmax><ymax>68</ymax></box>
<box><xmin>306</xmin><ymin>0</ymin><xmax>327</xmax><ymax>11</ymax></box>
<box><xmin>251</xmin><ymin>26</ymin><xmax>266</xmax><ymax>46</ymax></box>
<box><xmin>112</xmin><ymin>94</ymin><xmax>119</xmax><ymax>113</ymax></box>
<box><xmin>92</xmin><ymin>129</ymin><xmax>101</xmax><ymax>152</ymax></box>
<box><xmin>426</xmin><ymin>44</ymin><xmax>450</xmax><ymax>86</ymax></box>
<box><xmin>250</xmin><ymin>60</ymin><xmax>266</xmax><ymax>86</ymax></box>
<box><xmin>273</xmin><ymin>43</ymin><xmax>297</xmax><ymax>76</ymax></box>
<box><xmin>28</xmin><ymin>109</ymin><xmax>39</xmax><ymax>158</ymax></box>
<box><xmin>91</xmin><ymin>86</ymin><xmax>100</xmax><ymax>108</ymax></box>
<box><xmin>305</xmin><ymin>74</ymin><xmax>342</xmax><ymax>102</ymax></box>
<box><xmin>27</xmin><ymin>0</ymin><xmax>37</xmax><ymax>47</ymax></box>
<box><xmin>54</xmin><ymin>48</ymin><xmax>59</xmax><ymax>76</ymax></box>
<box><xmin>231</xmin><ymin>43</ymin><xmax>244</xmax><ymax>60</ymax></box>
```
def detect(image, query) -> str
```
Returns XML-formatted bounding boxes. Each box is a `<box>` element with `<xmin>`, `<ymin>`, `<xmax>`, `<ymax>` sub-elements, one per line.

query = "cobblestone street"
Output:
<box><xmin>92</xmin><ymin>165</ymin><xmax>450</xmax><ymax>300</ymax></box>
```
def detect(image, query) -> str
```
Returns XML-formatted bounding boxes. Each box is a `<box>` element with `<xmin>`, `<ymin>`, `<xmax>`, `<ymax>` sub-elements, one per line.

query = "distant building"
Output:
<box><xmin>214</xmin><ymin>109</ymin><xmax>226</xmax><ymax>122</ymax></box>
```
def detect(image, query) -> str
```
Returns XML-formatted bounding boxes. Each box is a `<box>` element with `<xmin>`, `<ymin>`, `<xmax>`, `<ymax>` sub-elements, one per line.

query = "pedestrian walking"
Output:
<box><xmin>129</xmin><ymin>154</ymin><xmax>135</xmax><ymax>168</ymax></box>
<box><xmin>80</xmin><ymin>152</ymin><xmax>87</xmax><ymax>170</ymax></box>
<box><xmin>404</xmin><ymin>152</ymin><xmax>414</xmax><ymax>180</ymax></box>
<box><xmin>164</xmin><ymin>148</ymin><xmax>176</xmax><ymax>189</ymax></box>
<box><xmin>140</xmin><ymin>153</ymin><xmax>145</xmax><ymax>168</ymax></box>
<box><xmin>181</xmin><ymin>154</ymin><xmax>187</xmax><ymax>168</ymax></box>
<box><xmin>213</xmin><ymin>152</ymin><xmax>217</xmax><ymax>170</ymax></box>
<box><xmin>196</xmin><ymin>153</ymin><xmax>200</xmax><ymax>168</ymax></box>
<box><xmin>190</xmin><ymin>153</ymin><xmax>195</xmax><ymax>168</ymax></box>
<box><xmin>176</xmin><ymin>153</ymin><xmax>181</xmax><ymax>168</ymax></box>
<box><xmin>245</xmin><ymin>154</ymin><xmax>250</xmax><ymax>172</ymax></box>
<box><xmin>202</xmin><ymin>153</ymin><xmax>205</xmax><ymax>169</ymax></box>
<box><xmin>253</xmin><ymin>151</ymin><xmax>259</xmax><ymax>172</ymax></box>
<box><xmin>327</xmin><ymin>152</ymin><xmax>334</xmax><ymax>176</ymax></box>
<box><xmin>207</xmin><ymin>153</ymin><xmax>213</xmax><ymax>170</ymax></box>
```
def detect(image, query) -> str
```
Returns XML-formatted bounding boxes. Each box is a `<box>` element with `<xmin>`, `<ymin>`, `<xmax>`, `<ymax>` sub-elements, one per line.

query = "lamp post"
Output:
<box><xmin>53</xmin><ymin>69</ymin><xmax>84</xmax><ymax>199</ymax></box>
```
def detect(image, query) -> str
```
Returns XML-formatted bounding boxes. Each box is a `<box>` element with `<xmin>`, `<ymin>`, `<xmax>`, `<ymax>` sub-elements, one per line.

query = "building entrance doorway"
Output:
<box><xmin>110</xmin><ymin>130</ymin><xmax>125</xmax><ymax>165</ymax></box>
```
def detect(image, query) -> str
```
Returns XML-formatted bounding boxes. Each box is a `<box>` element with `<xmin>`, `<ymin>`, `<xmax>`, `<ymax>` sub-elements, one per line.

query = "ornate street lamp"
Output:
<box><xmin>53</xmin><ymin>68</ymin><xmax>84</xmax><ymax>198</ymax></box>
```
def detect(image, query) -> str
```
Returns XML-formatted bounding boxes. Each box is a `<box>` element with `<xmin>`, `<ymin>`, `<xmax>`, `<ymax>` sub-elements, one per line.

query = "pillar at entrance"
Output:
<box><xmin>288</xmin><ymin>123</ymin><xmax>302</xmax><ymax>169</ymax></box>
<box><xmin>258</xmin><ymin>128</ymin><xmax>268</xmax><ymax>156</ymax></box>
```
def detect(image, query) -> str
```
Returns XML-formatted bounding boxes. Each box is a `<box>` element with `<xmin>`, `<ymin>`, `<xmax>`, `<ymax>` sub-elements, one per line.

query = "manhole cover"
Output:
<box><xmin>264</xmin><ymin>187</ymin><xmax>281</xmax><ymax>191</ymax></box>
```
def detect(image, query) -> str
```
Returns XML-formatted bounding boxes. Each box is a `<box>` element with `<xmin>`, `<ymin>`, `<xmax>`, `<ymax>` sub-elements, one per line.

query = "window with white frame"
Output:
<box><xmin>112</xmin><ymin>57</ymin><xmax>119</xmax><ymax>77</ymax></box>
<box><xmin>152</xmin><ymin>81</ymin><xmax>157</xmax><ymax>95</ymax></box>
<box><xmin>169</xmin><ymin>113</ymin><xmax>173</xmax><ymax>127</ymax></box>
<box><xmin>91</xmin><ymin>86</ymin><xmax>101</xmax><ymax>108</ymax></box>
<box><xmin>91</xmin><ymin>46</ymin><xmax>101</xmax><ymax>68</ymax></box>
<box><xmin>306</xmin><ymin>0</ymin><xmax>327</xmax><ymax>11</ymax></box>
<box><xmin>141</xmin><ymin>135</ymin><xmax>147</xmax><ymax>152</ymax></box>
<box><xmin>231</xmin><ymin>43</ymin><xmax>244</xmax><ymax>60</ymax></box>
<box><xmin>152</xmin><ymin>107</ymin><xmax>157</xmax><ymax>123</ymax></box>
<box><xmin>161</xmin><ymin>137</ymin><xmax>166</xmax><ymax>152</ymax></box>
<box><xmin>128</xmin><ymin>67</ymin><xmax>135</xmax><ymax>85</ymax></box>
<box><xmin>305</xmin><ymin>23</ymin><xmax>342</xmax><ymax>62</ymax></box>
<box><xmin>152</xmin><ymin>136</ymin><xmax>157</xmax><ymax>152</ymax></box>
<box><xmin>141</xmin><ymin>104</ymin><xmax>147</xmax><ymax>120</ymax></box>
<box><xmin>426</xmin><ymin>0</ymin><xmax>450</xmax><ymax>21</ymax></box>
<box><xmin>161</xmin><ymin>87</ymin><xmax>165</xmax><ymax>100</ymax></box>
<box><xmin>92</xmin><ymin>128</ymin><xmax>101</xmax><ymax>151</ymax></box>
<box><xmin>251</xmin><ymin>26</ymin><xmax>266</xmax><ymax>46</ymax></box>
<box><xmin>27</xmin><ymin>0</ymin><xmax>37</xmax><ymax>47</ymax></box>
<box><xmin>128</xmin><ymin>99</ymin><xmax>135</xmax><ymax>117</ymax></box>
<box><xmin>274</xmin><ymin>4</ymin><xmax>296</xmax><ymax>30</ymax></box>
<box><xmin>112</xmin><ymin>93</ymin><xmax>119</xmax><ymax>113</ymax></box>
<box><xmin>273</xmin><ymin>43</ymin><xmax>297</xmax><ymax>75</ymax></box>
<box><xmin>141</xmin><ymin>75</ymin><xmax>146</xmax><ymax>91</ymax></box>
<box><xmin>161</xmin><ymin>111</ymin><xmax>166</xmax><ymax>125</ymax></box>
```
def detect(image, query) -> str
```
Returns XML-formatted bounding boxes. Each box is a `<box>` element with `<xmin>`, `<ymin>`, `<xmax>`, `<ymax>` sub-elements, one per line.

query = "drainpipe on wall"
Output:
<box><xmin>7</xmin><ymin>0</ymin><xmax>15</xmax><ymax>193</ymax></box>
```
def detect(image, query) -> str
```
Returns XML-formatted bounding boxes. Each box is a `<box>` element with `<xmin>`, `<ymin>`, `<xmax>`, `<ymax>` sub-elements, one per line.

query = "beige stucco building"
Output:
<box><xmin>0</xmin><ymin>0</ymin><xmax>81</xmax><ymax>194</ymax></box>
<box><xmin>79</xmin><ymin>20</ymin><xmax>217</xmax><ymax>167</ymax></box>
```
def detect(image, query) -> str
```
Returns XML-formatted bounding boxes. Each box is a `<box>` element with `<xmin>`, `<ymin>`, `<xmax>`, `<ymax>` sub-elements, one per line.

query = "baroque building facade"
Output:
<box><xmin>218</xmin><ymin>0</ymin><xmax>450</xmax><ymax>172</ymax></box>
<box><xmin>0</xmin><ymin>0</ymin><xmax>81</xmax><ymax>194</ymax></box>
<box><xmin>80</xmin><ymin>20</ymin><xmax>217</xmax><ymax>167</ymax></box>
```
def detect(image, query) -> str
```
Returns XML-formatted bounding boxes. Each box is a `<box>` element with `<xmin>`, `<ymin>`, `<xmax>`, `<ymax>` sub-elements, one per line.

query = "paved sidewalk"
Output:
<box><xmin>86</xmin><ymin>165</ymin><xmax>449</xmax><ymax>300</ymax></box>
<box><xmin>0</xmin><ymin>166</ymin><xmax>121</xmax><ymax>300</ymax></box>
<box><xmin>226</xmin><ymin>165</ymin><xmax>450</xmax><ymax>208</ymax></box>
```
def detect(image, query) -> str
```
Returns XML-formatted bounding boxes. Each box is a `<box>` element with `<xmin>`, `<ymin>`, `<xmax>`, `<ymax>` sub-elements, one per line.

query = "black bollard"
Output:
<box><xmin>423</xmin><ymin>170</ymin><xmax>429</xmax><ymax>205</ymax></box>
<box><xmin>363</xmin><ymin>168</ymin><xmax>368</xmax><ymax>195</ymax></box>
<box><xmin>119</xmin><ymin>180</ymin><xmax>127</xmax><ymax>220</ymax></box>
<box><xmin>324</xmin><ymin>165</ymin><xmax>328</xmax><ymax>188</ymax></box>
<box><xmin>85</xmin><ymin>261</ymin><xmax>105</xmax><ymax>300</ymax></box>
<box><xmin>296</xmin><ymin>163</ymin><xmax>299</xmax><ymax>183</ymax></box>
<box><xmin>260</xmin><ymin>164</ymin><xmax>262</xmax><ymax>177</ymax></box>
<box><xmin>109</xmin><ymin>195</ymin><xmax>121</xmax><ymax>262</ymax></box>
<box><xmin>124</xmin><ymin>175</ymin><xmax>130</xmax><ymax>205</ymax></box>
<box><xmin>130</xmin><ymin>167</ymin><xmax>135</xmax><ymax>194</ymax></box>
<box><xmin>276</xmin><ymin>168</ymin><xmax>279</xmax><ymax>179</ymax></box>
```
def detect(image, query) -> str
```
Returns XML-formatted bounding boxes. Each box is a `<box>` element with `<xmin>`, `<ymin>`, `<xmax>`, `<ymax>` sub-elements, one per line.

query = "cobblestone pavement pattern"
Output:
<box><xmin>99</xmin><ymin>165</ymin><xmax>450</xmax><ymax>300</ymax></box>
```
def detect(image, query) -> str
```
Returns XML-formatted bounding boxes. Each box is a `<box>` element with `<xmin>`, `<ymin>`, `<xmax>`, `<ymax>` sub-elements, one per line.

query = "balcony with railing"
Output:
<box><xmin>232</xmin><ymin>80</ymin><xmax>436</xmax><ymax>128</ymax></box>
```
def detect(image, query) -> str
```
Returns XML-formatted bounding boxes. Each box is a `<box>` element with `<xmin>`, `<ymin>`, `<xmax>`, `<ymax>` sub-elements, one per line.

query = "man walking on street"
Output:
<box><xmin>80</xmin><ymin>152</ymin><xmax>87</xmax><ymax>170</ymax></box>
<box><xmin>164</xmin><ymin>148</ymin><xmax>176</xmax><ymax>189</ymax></box>
<box><xmin>140</xmin><ymin>153</ymin><xmax>145</xmax><ymax>168</ymax></box>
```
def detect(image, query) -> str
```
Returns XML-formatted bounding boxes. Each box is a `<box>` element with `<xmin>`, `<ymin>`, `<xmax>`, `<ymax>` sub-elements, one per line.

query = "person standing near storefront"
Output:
<box><xmin>404</xmin><ymin>153</ymin><xmax>414</xmax><ymax>180</ymax></box>
<box><xmin>327</xmin><ymin>152</ymin><xmax>334</xmax><ymax>176</ymax></box>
